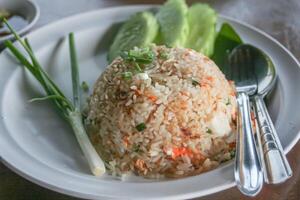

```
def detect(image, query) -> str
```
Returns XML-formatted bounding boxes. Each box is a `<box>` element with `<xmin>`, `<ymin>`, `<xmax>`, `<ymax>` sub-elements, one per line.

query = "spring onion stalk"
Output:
<box><xmin>2</xmin><ymin>18</ymin><xmax>105</xmax><ymax>176</ymax></box>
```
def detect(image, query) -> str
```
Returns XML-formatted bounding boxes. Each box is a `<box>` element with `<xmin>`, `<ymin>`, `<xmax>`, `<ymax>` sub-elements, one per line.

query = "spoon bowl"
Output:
<box><xmin>247</xmin><ymin>45</ymin><xmax>276</xmax><ymax>97</ymax></box>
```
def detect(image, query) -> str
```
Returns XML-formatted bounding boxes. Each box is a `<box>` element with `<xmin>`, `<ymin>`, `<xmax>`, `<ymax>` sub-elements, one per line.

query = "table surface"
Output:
<box><xmin>1</xmin><ymin>0</ymin><xmax>300</xmax><ymax>199</ymax></box>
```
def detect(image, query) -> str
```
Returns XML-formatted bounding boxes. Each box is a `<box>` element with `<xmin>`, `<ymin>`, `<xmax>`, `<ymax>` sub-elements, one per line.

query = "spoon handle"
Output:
<box><xmin>235</xmin><ymin>92</ymin><xmax>263</xmax><ymax>196</ymax></box>
<box><xmin>253</xmin><ymin>95</ymin><xmax>292</xmax><ymax>184</ymax></box>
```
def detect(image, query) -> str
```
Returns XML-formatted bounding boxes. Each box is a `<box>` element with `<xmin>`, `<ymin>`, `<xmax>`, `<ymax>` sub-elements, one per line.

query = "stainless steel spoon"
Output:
<box><xmin>242</xmin><ymin>44</ymin><xmax>292</xmax><ymax>184</ymax></box>
<box><xmin>227</xmin><ymin>45</ymin><xmax>263</xmax><ymax>196</ymax></box>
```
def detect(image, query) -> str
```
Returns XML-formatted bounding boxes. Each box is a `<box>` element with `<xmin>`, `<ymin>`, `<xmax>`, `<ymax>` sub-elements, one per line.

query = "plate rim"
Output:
<box><xmin>0</xmin><ymin>4</ymin><xmax>299</xmax><ymax>200</ymax></box>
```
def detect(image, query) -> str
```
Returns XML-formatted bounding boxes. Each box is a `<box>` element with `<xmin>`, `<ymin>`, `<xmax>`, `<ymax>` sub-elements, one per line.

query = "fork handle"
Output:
<box><xmin>253</xmin><ymin>95</ymin><xmax>292</xmax><ymax>184</ymax></box>
<box><xmin>235</xmin><ymin>92</ymin><xmax>263</xmax><ymax>196</ymax></box>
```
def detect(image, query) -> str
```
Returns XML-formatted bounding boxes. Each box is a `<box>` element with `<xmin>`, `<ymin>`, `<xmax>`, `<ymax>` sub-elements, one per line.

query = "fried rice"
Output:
<box><xmin>86</xmin><ymin>45</ymin><xmax>237</xmax><ymax>178</ymax></box>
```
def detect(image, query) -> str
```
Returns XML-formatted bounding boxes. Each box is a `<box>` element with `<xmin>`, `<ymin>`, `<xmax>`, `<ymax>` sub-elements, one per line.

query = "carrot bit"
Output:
<box><xmin>229</xmin><ymin>142</ymin><xmax>236</xmax><ymax>149</ymax></box>
<box><xmin>135</xmin><ymin>159</ymin><xmax>146</xmax><ymax>172</ymax></box>
<box><xmin>172</xmin><ymin>147</ymin><xmax>193</xmax><ymax>159</ymax></box>
<box><xmin>206</xmin><ymin>76</ymin><xmax>214</xmax><ymax>81</ymax></box>
<box><xmin>144</xmin><ymin>91</ymin><xmax>158</xmax><ymax>102</ymax></box>
<box><xmin>147</xmin><ymin>95</ymin><xmax>157</xmax><ymax>102</ymax></box>
<box><xmin>123</xmin><ymin>136</ymin><xmax>129</xmax><ymax>147</ymax></box>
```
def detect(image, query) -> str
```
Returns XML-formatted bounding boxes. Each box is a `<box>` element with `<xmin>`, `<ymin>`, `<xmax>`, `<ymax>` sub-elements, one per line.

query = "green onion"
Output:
<box><xmin>2</xmin><ymin>18</ymin><xmax>105</xmax><ymax>176</ymax></box>
<box><xmin>134</xmin><ymin>63</ymin><xmax>142</xmax><ymax>73</ymax></box>
<box><xmin>132</xmin><ymin>143</ymin><xmax>141</xmax><ymax>152</ymax></box>
<box><xmin>206</xmin><ymin>128</ymin><xmax>212</xmax><ymax>134</ymax></box>
<box><xmin>225</xmin><ymin>98</ymin><xmax>231</xmax><ymax>105</ymax></box>
<box><xmin>29</xmin><ymin>95</ymin><xmax>68</xmax><ymax>103</ymax></box>
<box><xmin>81</xmin><ymin>81</ymin><xmax>89</xmax><ymax>92</ymax></box>
<box><xmin>121</xmin><ymin>47</ymin><xmax>155</xmax><ymax>64</ymax></box>
<box><xmin>121</xmin><ymin>71</ymin><xmax>133</xmax><ymax>80</ymax></box>
<box><xmin>69</xmin><ymin>33</ymin><xmax>80</xmax><ymax>109</ymax></box>
<box><xmin>192</xmin><ymin>78</ymin><xmax>199</xmax><ymax>86</ymax></box>
<box><xmin>160</xmin><ymin>51</ymin><xmax>169</xmax><ymax>60</ymax></box>
<box><xmin>230</xmin><ymin>150</ymin><xmax>236</xmax><ymax>158</ymax></box>
<box><xmin>136</xmin><ymin>123</ymin><xmax>146</xmax><ymax>132</ymax></box>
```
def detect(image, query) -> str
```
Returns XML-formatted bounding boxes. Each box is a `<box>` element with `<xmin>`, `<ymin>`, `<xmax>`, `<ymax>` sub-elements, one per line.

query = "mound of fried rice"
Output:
<box><xmin>86</xmin><ymin>45</ymin><xmax>237</xmax><ymax>179</ymax></box>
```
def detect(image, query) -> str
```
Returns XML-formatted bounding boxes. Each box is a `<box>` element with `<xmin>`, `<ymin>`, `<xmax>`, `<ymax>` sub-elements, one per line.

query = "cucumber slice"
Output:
<box><xmin>108</xmin><ymin>11</ymin><xmax>158</xmax><ymax>63</ymax></box>
<box><xmin>156</xmin><ymin>0</ymin><xmax>189</xmax><ymax>47</ymax></box>
<box><xmin>185</xmin><ymin>4</ymin><xmax>217</xmax><ymax>56</ymax></box>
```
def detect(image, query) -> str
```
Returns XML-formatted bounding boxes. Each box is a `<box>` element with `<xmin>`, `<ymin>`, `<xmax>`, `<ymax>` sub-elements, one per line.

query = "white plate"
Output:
<box><xmin>0</xmin><ymin>5</ymin><xmax>300</xmax><ymax>200</ymax></box>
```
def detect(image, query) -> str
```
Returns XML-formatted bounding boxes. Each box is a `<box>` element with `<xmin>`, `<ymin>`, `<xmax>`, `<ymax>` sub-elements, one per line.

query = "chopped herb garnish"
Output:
<box><xmin>230</xmin><ymin>150</ymin><xmax>236</xmax><ymax>158</ymax></box>
<box><xmin>160</xmin><ymin>51</ymin><xmax>169</xmax><ymax>60</ymax></box>
<box><xmin>121</xmin><ymin>47</ymin><xmax>155</xmax><ymax>64</ymax></box>
<box><xmin>206</xmin><ymin>128</ymin><xmax>212</xmax><ymax>134</ymax></box>
<box><xmin>192</xmin><ymin>78</ymin><xmax>199</xmax><ymax>86</ymax></box>
<box><xmin>121</xmin><ymin>71</ymin><xmax>133</xmax><ymax>80</ymax></box>
<box><xmin>226</xmin><ymin>98</ymin><xmax>231</xmax><ymax>105</ymax></box>
<box><xmin>136</xmin><ymin>122</ymin><xmax>146</xmax><ymax>132</ymax></box>
<box><xmin>81</xmin><ymin>81</ymin><xmax>89</xmax><ymax>92</ymax></box>
<box><xmin>134</xmin><ymin>63</ymin><xmax>142</xmax><ymax>73</ymax></box>
<box><xmin>132</xmin><ymin>143</ymin><xmax>141</xmax><ymax>152</ymax></box>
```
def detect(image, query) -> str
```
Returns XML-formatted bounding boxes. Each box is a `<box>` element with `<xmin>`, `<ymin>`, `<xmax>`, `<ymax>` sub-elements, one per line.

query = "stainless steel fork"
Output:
<box><xmin>227</xmin><ymin>46</ymin><xmax>263</xmax><ymax>196</ymax></box>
